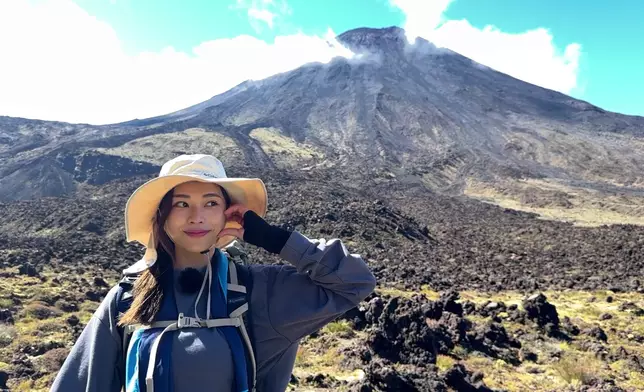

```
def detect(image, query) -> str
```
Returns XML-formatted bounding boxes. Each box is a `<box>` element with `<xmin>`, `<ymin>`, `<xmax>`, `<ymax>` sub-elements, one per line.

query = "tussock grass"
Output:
<box><xmin>436</xmin><ymin>355</ymin><xmax>457</xmax><ymax>372</ymax></box>
<box><xmin>249</xmin><ymin>127</ymin><xmax>324</xmax><ymax>162</ymax></box>
<box><xmin>0</xmin><ymin>324</ymin><xmax>16</xmax><ymax>347</ymax></box>
<box><xmin>465</xmin><ymin>178</ymin><xmax>644</xmax><ymax>227</ymax></box>
<box><xmin>322</xmin><ymin>320</ymin><xmax>355</xmax><ymax>338</ymax></box>
<box><xmin>553</xmin><ymin>353</ymin><xmax>602</xmax><ymax>385</ymax></box>
<box><xmin>97</xmin><ymin>128</ymin><xmax>240</xmax><ymax>165</ymax></box>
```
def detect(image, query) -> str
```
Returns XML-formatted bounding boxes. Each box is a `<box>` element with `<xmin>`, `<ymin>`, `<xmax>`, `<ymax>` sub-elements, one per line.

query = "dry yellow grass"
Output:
<box><xmin>380</xmin><ymin>287</ymin><xmax>644</xmax><ymax>392</ymax></box>
<box><xmin>96</xmin><ymin>128</ymin><xmax>241</xmax><ymax>165</ymax></box>
<box><xmin>465</xmin><ymin>178</ymin><xmax>644</xmax><ymax>227</ymax></box>
<box><xmin>249</xmin><ymin>127</ymin><xmax>324</xmax><ymax>164</ymax></box>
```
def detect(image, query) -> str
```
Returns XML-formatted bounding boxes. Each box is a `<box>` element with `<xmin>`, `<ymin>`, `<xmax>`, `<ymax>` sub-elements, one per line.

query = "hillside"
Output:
<box><xmin>1</xmin><ymin>27</ymin><xmax>644</xmax><ymax>225</ymax></box>
<box><xmin>0</xmin><ymin>26</ymin><xmax>643</xmax><ymax>391</ymax></box>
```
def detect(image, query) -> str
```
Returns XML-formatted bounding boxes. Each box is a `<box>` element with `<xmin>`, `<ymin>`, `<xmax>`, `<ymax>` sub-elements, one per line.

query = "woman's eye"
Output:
<box><xmin>206</xmin><ymin>201</ymin><xmax>219</xmax><ymax>207</ymax></box>
<box><xmin>174</xmin><ymin>201</ymin><xmax>188</xmax><ymax>208</ymax></box>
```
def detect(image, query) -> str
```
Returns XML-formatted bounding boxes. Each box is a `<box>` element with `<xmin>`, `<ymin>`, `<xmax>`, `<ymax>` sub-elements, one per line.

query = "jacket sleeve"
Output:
<box><xmin>263</xmin><ymin>231</ymin><xmax>377</xmax><ymax>343</ymax></box>
<box><xmin>50</xmin><ymin>285</ymin><xmax>123</xmax><ymax>392</ymax></box>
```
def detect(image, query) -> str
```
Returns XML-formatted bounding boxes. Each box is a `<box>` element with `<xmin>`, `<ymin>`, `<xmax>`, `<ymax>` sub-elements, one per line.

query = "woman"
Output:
<box><xmin>51</xmin><ymin>154</ymin><xmax>376</xmax><ymax>392</ymax></box>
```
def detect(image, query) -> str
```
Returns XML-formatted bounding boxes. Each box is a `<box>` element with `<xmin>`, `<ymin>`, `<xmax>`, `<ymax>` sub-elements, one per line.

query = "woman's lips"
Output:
<box><xmin>184</xmin><ymin>230</ymin><xmax>210</xmax><ymax>238</ymax></box>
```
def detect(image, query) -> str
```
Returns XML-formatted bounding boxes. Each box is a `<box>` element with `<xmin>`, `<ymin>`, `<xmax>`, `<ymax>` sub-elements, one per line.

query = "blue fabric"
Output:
<box><xmin>125</xmin><ymin>328</ymin><xmax>145</xmax><ymax>392</ymax></box>
<box><xmin>214</xmin><ymin>250</ymin><xmax>248</xmax><ymax>392</ymax></box>
<box><xmin>128</xmin><ymin>250</ymin><xmax>248</xmax><ymax>392</ymax></box>
<box><xmin>136</xmin><ymin>263</ymin><xmax>177</xmax><ymax>392</ymax></box>
<box><xmin>216</xmin><ymin>250</ymin><xmax>228</xmax><ymax>301</ymax></box>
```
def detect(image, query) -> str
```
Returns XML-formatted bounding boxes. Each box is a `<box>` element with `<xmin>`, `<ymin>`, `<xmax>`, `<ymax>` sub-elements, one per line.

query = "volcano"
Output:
<box><xmin>1</xmin><ymin>26</ymin><xmax>644</xmax><ymax>392</ymax></box>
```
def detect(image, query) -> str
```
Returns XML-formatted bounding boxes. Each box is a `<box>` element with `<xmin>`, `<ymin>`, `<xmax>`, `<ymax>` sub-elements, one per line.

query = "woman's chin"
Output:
<box><xmin>176</xmin><ymin>237</ymin><xmax>218</xmax><ymax>254</ymax></box>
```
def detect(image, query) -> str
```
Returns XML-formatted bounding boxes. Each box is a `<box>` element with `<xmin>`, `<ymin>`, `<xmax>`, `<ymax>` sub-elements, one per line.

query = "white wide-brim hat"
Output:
<box><xmin>122</xmin><ymin>154</ymin><xmax>267</xmax><ymax>275</ymax></box>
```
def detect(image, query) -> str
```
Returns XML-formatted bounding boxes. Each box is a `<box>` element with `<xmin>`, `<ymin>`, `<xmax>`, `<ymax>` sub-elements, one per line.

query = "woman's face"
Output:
<box><xmin>164</xmin><ymin>181</ymin><xmax>228</xmax><ymax>254</ymax></box>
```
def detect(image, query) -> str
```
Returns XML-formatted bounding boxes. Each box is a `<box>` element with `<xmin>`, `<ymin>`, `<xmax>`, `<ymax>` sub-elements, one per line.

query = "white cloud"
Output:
<box><xmin>0</xmin><ymin>0</ymin><xmax>352</xmax><ymax>124</ymax></box>
<box><xmin>232</xmin><ymin>0</ymin><xmax>292</xmax><ymax>30</ymax></box>
<box><xmin>247</xmin><ymin>8</ymin><xmax>276</xmax><ymax>28</ymax></box>
<box><xmin>390</xmin><ymin>0</ymin><xmax>582</xmax><ymax>94</ymax></box>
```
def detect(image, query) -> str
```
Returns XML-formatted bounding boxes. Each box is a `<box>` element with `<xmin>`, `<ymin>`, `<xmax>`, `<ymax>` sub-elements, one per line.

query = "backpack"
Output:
<box><xmin>115</xmin><ymin>245</ymin><xmax>257</xmax><ymax>392</ymax></box>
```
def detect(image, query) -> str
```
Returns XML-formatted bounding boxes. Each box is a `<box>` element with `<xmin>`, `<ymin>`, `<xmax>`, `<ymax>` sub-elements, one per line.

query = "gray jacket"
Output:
<box><xmin>51</xmin><ymin>231</ymin><xmax>376</xmax><ymax>392</ymax></box>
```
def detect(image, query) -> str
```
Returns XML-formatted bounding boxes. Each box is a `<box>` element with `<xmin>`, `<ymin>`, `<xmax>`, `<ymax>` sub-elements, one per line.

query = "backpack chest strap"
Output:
<box><xmin>144</xmin><ymin>312</ymin><xmax>246</xmax><ymax>392</ymax></box>
<box><xmin>146</xmin><ymin>314</ymin><xmax>243</xmax><ymax>330</ymax></box>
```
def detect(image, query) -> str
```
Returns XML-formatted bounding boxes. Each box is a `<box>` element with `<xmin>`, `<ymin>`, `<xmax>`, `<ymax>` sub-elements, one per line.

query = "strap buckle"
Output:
<box><xmin>177</xmin><ymin>313</ymin><xmax>202</xmax><ymax>328</ymax></box>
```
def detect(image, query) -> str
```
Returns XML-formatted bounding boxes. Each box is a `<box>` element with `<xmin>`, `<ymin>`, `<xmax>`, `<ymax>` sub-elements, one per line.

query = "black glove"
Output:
<box><xmin>242</xmin><ymin>210</ymin><xmax>292</xmax><ymax>254</ymax></box>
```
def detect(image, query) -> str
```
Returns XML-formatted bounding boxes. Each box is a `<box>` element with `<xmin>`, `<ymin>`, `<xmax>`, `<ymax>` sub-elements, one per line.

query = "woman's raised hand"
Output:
<box><xmin>219</xmin><ymin>204</ymin><xmax>250</xmax><ymax>240</ymax></box>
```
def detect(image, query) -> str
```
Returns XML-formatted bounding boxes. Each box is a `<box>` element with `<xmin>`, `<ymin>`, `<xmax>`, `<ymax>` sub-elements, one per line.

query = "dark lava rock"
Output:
<box><xmin>519</xmin><ymin>348</ymin><xmax>538</xmax><ymax>362</ymax></box>
<box><xmin>466</xmin><ymin>322</ymin><xmax>521</xmax><ymax>365</ymax></box>
<box><xmin>85</xmin><ymin>289</ymin><xmax>108</xmax><ymax>302</ymax></box>
<box><xmin>56</xmin><ymin>300</ymin><xmax>79</xmax><ymax>312</ymax></box>
<box><xmin>561</xmin><ymin>316</ymin><xmax>580</xmax><ymax>336</ymax></box>
<box><xmin>606</xmin><ymin>296</ymin><xmax>614</xmax><ymax>303</ymax></box>
<box><xmin>10</xmin><ymin>354</ymin><xmax>35</xmax><ymax>378</ymax></box>
<box><xmin>462</xmin><ymin>300</ymin><xmax>476</xmax><ymax>315</ymax></box>
<box><xmin>618</xmin><ymin>301</ymin><xmax>644</xmax><ymax>316</ymax></box>
<box><xmin>444</xmin><ymin>364</ymin><xmax>495</xmax><ymax>392</ymax></box>
<box><xmin>351</xmin><ymin>359</ymin><xmax>455</xmax><ymax>392</ymax></box>
<box><xmin>365</xmin><ymin>297</ymin><xmax>384</xmax><ymax>325</ymax></box>
<box><xmin>584</xmin><ymin>326</ymin><xmax>608</xmax><ymax>342</ymax></box>
<box><xmin>426</xmin><ymin>312</ymin><xmax>472</xmax><ymax>354</ymax></box>
<box><xmin>522</xmin><ymin>293</ymin><xmax>560</xmax><ymax>332</ymax></box>
<box><xmin>0</xmin><ymin>370</ymin><xmax>7</xmax><ymax>390</ymax></box>
<box><xmin>304</xmin><ymin>373</ymin><xmax>341</xmax><ymax>388</ymax></box>
<box><xmin>0</xmin><ymin>309</ymin><xmax>13</xmax><ymax>324</ymax></box>
<box><xmin>363</xmin><ymin>292</ymin><xmax>521</xmax><ymax>372</ymax></box>
<box><xmin>18</xmin><ymin>262</ymin><xmax>39</xmax><ymax>277</ymax></box>
<box><xmin>80</xmin><ymin>221</ymin><xmax>103</xmax><ymax>234</ymax></box>
<box><xmin>347</xmin><ymin>384</ymin><xmax>373</xmax><ymax>392</ymax></box>
<box><xmin>439</xmin><ymin>290</ymin><xmax>463</xmax><ymax>316</ymax></box>
<box><xmin>525</xmin><ymin>366</ymin><xmax>544</xmax><ymax>374</ymax></box>
<box><xmin>600</xmin><ymin>313</ymin><xmax>613</xmax><ymax>321</ymax></box>
<box><xmin>363</xmin><ymin>361</ymin><xmax>419</xmax><ymax>392</ymax></box>
<box><xmin>366</xmin><ymin>296</ymin><xmax>439</xmax><ymax>365</ymax></box>
<box><xmin>93</xmin><ymin>276</ymin><xmax>109</xmax><ymax>287</ymax></box>
<box><xmin>566</xmin><ymin>380</ymin><xmax>627</xmax><ymax>392</ymax></box>
<box><xmin>66</xmin><ymin>315</ymin><xmax>80</xmax><ymax>327</ymax></box>
<box><xmin>581</xmin><ymin>341</ymin><xmax>610</xmax><ymax>360</ymax></box>
<box><xmin>343</xmin><ymin>305</ymin><xmax>368</xmax><ymax>330</ymax></box>
<box><xmin>20</xmin><ymin>340</ymin><xmax>65</xmax><ymax>356</ymax></box>
<box><xmin>474</xmin><ymin>322</ymin><xmax>520</xmax><ymax>349</ymax></box>
<box><xmin>477</xmin><ymin>301</ymin><xmax>508</xmax><ymax>318</ymax></box>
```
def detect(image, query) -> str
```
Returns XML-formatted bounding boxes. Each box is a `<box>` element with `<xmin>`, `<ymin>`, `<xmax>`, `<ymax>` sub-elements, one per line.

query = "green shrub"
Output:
<box><xmin>0</xmin><ymin>323</ymin><xmax>16</xmax><ymax>347</ymax></box>
<box><xmin>322</xmin><ymin>320</ymin><xmax>355</xmax><ymax>338</ymax></box>
<box><xmin>38</xmin><ymin>347</ymin><xmax>70</xmax><ymax>373</ymax></box>
<box><xmin>0</xmin><ymin>298</ymin><xmax>13</xmax><ymax>308</ymax></box>
<box><xmin>554</xmin><ymin>355</ymin><xmax>598</xmax><ymax>385</ymax></box>
<box><xmin>25</xmin><ymin>301</ymin><xmax>62</xmax><ymax>320</ymax></box>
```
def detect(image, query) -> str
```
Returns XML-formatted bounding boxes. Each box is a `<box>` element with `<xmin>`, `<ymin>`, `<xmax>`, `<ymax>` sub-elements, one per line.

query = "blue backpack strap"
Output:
<box><xmin>116</xmin><ymin>248</ymin><xmax>257</xmax><ymax>392</ymax></box>
<box><xmin>229</xmin><ymin>262</ymin><xmax>256</xmax><ymax>390</ymax></box>
<box><xmin>225</xmin><ymin>246</ymin><xmax>257</xmax><ymax>392</ymax></box>
<box><xmin>115</xmin><ymin>274</ymin><xmax>140</xmax><ymax>390</ymax></box>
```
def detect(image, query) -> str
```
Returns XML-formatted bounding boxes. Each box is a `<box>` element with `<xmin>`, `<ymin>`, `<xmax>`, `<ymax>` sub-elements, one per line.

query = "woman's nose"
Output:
<box><xmin>188</xmin><ymin>206</ymin><xmax>205</xmax><ymax>223</ymax></box>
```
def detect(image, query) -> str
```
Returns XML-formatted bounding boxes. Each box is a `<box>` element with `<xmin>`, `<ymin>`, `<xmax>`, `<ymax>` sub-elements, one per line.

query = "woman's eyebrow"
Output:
<box><xmin>172</xmin><ymin>193</ymin><xmax>223</xmax><ymax>199</ymax></box>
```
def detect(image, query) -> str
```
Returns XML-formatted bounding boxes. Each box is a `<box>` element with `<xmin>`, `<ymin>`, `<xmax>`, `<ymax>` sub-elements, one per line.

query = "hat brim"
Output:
<box><xmin>125</xmin><ymin>174</ymin><xmax>267</xmax><ymax>250</ymax></box>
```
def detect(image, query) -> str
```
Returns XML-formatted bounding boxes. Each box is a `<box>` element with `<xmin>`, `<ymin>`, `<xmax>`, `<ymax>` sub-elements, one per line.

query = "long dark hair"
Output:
<box><xmin>118</xmin><ymin>184</ymin><xmax>231</xmax><ymax>326</ymax></box>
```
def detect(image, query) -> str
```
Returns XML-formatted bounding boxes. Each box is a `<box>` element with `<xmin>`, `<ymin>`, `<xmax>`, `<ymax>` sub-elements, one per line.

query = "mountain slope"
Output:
<box><xmin>1</xmin><ymin>26</ymin><xmax>644</xmax><ymax>225</ymax></box>
<box><xmin>1</xmin><ymin>26</ymin><xmax>644</xmax><ymax>391</ymax></box>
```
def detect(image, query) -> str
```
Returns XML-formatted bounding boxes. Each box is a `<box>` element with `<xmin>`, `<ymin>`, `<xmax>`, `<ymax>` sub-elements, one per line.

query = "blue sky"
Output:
<box><xmin>0</xmin><ymin>0</ymin><xmax>642</xmax><ymax>123</ymax></box>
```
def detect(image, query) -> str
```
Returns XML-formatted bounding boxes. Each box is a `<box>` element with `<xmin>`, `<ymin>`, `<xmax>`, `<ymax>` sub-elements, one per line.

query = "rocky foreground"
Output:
<box><xmin>0</xmin><ymin>174</ymin><xmax>643</xmax><ymax>391</ymax></box>
<box><xmin>1</xmin><ymin>257</ymin><xmax>643</xmax><ymax>392</ymax></box>
<box><xmin>293</xmin><ymin>289</ymin><xmax>644</xmax><ymax>392</ymax></box>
